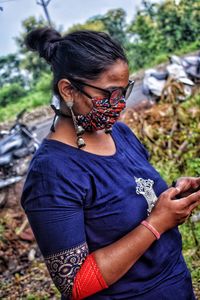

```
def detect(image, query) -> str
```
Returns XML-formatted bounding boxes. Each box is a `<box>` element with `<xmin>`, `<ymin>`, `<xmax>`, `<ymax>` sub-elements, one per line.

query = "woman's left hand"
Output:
<box><xmin>173</xmin><ymin>177</ymin><xmax>200</xmax><ymax>198</ymax></box>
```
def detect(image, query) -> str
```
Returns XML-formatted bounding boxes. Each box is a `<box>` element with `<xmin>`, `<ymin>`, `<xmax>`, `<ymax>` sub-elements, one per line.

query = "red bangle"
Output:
<box><xmin>72</xmin><ymin>253</ymin><xmax>108</xmax><ymax>299</ymax></box>
<box><xmin>141</xmin><ymin>220</ymin><xmax>160</xmax><ymax>240</ymax></box>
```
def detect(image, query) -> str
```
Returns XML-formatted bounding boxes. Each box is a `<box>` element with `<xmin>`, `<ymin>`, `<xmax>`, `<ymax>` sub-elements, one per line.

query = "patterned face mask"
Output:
<box><xmin>76</xmin><ymin>95</ymin><xmax>126</xmax><ymax>132</ymax></box>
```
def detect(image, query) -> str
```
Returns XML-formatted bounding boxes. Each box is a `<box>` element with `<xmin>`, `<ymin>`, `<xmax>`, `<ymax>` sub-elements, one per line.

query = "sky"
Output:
<box><xmin>0</xmin><ymin>0</ymin><xmax>145</xmax><ymax>56</ymax></box>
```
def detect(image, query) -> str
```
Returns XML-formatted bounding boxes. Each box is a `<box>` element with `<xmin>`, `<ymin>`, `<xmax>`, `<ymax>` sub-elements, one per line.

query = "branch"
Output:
<box><xmin>174</xmin><ymin>140</ymin><xmax>188</xmax><ymax>161</ymax></box>
<box><xmin>37</xmin><ymin>0</ymin><xmax>51</xmax><ymax>5</ymax></box>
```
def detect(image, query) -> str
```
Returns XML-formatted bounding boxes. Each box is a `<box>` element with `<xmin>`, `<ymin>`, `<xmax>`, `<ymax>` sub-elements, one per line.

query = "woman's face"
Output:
<box><xmin>71</xmin><ymin>59</ymin><xmax>129</xmax><ymax>115</ymax></box>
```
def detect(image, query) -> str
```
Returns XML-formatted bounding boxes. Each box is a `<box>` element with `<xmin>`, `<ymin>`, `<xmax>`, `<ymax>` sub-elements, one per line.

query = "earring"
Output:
<box><xmin>66</xmin><ymin>101</ymin><xmax>86</xmax><ymax>148</ymax></box>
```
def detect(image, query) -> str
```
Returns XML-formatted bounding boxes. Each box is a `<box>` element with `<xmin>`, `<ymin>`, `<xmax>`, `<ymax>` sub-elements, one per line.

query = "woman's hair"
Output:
<box><xmin>25</xmin><ymin>27</ymin><xmax>128</xmax><ymax>96</ymax></box>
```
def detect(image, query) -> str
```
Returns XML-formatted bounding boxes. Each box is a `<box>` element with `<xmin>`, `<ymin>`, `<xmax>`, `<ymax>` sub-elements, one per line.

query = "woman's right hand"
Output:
<box><xmin>147</xmin><ymin>187</ymin><xmax>200</xmax><ymax>235</ymax></box>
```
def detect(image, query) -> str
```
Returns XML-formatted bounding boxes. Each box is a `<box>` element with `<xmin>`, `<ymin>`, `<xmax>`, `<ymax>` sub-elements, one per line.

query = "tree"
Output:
<box><xmin>0</xmin><ymin>54</ymin><xmax>27</xmax><ymax>88</ymax></box>
<box><xmin>0</xmin><ymin>83</ymin><xmax>26</xmax><ymax>106</ymax></box>
<box><xmin>127</xmin><ymin>3</ymin><xmax>163</xmax><ymax>69</ymax></box>
<box><xmin>68</xmin><ymin>8</ymin><xmax>128</xmax><ymax>46</ymax></box>
<box><xmin>127</xmin><ymin>0</ymin><xmax>200</xmax><ymax>70</ymax></box>
<box><xmin>67</xmin><ymin>18</ymin><xmax>105</xmax><ymax>33</ymax></box>
<box><xmin>154</xmin><ymin>0</ymin><xmax>200</xmax><ymax>50</ymax></box>
<box><xmin>15</xmin><ymin>16</ymin><xmax>51</xmax><ymax>84</ymax></box>
<box><xmin>92</xmin><ymin>8</ymin><xmax>128</xmax><ymax>45</ymax></box>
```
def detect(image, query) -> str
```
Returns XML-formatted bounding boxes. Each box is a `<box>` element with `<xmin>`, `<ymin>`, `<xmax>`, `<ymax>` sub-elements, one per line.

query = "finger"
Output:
<box><xmin>180</xmin><ymin>190</ymin><xmax>200</xmax><ymax>208</ymax></box>
<box><xmin>176</xmin><ymin>177</ymin><xmax>200</xmax><ymax>192</ymax></box>
<box><xmin>175</xmin><ymin>178</ymin><xmax>191</xmax><ymax>192</ymax></box>
<box><xmin>192</xmin><ymin>177</ymin><xmax>200</xmax><ymax>189</ymax></box>
<box><xmin>189</xmin><ymin>199</ymin><xmax>200</xmax><ymax>212</ymax></box>
<box><xmin>163</xmin><ymin>187</ymin><xmax>181</xmax><ymax>199</ymax></box>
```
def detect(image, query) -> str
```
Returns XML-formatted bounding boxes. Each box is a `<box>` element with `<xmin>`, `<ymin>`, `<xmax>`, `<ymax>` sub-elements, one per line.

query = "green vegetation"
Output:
<box><xmin>0</xmin><ymin>72</ymin><xmax>52</xmax><ymax>122</ymax></box>
<box><xmin>127</xmin><ymin>40</ymin><xmax>199</xmax><ymax>73</ymax></box>
<box><xmin>125</xmin><ymin>90</ymin><xmax>200</xmax><ymax>183</ymax></box>
<box><xmin>0</xmin><ymin>223</ymin><xmax>5</xmax><ymax>242</ymax></box>
<box><xmin>179</xmin><ymin>220</ymin><xmax>200</xmax><ymax>298</ymax></box>
<box><xmin>152</xmin><ymin>94</ymin><xmax>200</xmax><ymax>290</ymax></box>
<box><xmin>126</xmin><ymin>0</ymin><xmax>200</xmax><ymax>71</ymax></box>
<box><xmin>26</xmin><ymin>294</ymin><xmax>48</xmax><ymax>300</ymax></box>
<box><xmin>0</xmin><ymin>83</ymin><xmax>27</xmax><ymax>107</ymax></box>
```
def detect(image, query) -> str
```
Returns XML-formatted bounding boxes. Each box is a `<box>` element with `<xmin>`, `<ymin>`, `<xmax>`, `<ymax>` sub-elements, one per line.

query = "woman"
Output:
<box><xmin>21</xmin><ymin>28</ymin><xmax>200</xmax><ymax>300</ymax></box>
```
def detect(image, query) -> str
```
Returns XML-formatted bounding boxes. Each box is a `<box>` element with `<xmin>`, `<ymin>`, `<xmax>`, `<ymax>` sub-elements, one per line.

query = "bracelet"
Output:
<box><xmin>141</xmin><ymin>220</ymin><xmax>160</xmax><ymax>240</ymax></box>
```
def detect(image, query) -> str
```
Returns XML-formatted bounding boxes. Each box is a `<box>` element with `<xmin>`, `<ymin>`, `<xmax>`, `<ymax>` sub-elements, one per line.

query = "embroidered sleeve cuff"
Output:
<box><xmin>44</xmin><ymin>242</ymin><xmax>89</xmax><ymax>298</ymax></box>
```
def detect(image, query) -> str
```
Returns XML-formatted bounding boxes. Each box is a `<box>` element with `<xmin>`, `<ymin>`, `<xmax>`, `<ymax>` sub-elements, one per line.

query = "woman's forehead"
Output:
<box><xmin>92</xmin><ymin>60</ymin><xmax>129</xmax><ymax>88</ymax></box>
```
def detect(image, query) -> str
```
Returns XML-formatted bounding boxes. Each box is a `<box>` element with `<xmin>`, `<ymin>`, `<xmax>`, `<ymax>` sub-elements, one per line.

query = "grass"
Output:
<box><xmin>179</xmin><ymin>221</ymin><xmax>200</xmax><ymax>295</ymax></box>
<box><xmin>0</xmin><ymin>90</ymin><xmax>51</xmax><ymax>123</ymax></box>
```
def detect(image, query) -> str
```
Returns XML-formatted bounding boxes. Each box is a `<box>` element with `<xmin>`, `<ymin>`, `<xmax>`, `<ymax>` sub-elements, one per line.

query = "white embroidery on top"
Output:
<box><xmin>134</xmin><ymin>177</ymin><xmax>158</xmax><ymax>215</ymax></box>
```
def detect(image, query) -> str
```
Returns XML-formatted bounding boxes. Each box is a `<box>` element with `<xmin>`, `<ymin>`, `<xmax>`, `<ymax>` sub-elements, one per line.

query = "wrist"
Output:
<box><xmin>140</xmin><ymin>220</ymin><xmax>161</xmax><ymax>240</ymax></box>
<box><xmin>145</xmin><ymin>215</ymin><xmax>166</xmax><ymax>235</ymax></box>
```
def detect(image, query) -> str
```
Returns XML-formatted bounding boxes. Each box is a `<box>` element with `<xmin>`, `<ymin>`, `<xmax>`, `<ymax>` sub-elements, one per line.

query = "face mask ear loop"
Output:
<box><xmin>105</xmin><ymin>127</ymin><xmax>113</xmax><ymax>134</ymax></box>
<box><xmin>66</xmin><ymin>101</ymin><xmax>86</xmax><ymax>148</ymax></box>
<box><xmin>50</xmin><ymin>104</ymin><xmax>59</xmax><ymax>132</ymax></box>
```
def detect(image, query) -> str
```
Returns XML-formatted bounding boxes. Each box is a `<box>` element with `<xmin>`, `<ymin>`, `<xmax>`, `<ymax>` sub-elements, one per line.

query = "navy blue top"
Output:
<box><xmin>21</xmin><ymin>121</ymin><xmax>195</xmax><ymax>300</ymax></box>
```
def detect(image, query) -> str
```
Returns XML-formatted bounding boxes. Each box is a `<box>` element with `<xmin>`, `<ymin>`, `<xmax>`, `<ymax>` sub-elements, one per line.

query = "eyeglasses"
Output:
<box><xmin>70</xmin><ymin>79</ymin><xmax>135</xmax><ymax>106</ymax></box>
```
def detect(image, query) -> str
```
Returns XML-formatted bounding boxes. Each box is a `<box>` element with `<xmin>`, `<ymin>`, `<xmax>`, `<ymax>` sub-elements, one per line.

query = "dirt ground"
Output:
<box><xmin>0</xmin><ymin>180</ymin><xmax>60</xmax><ymax>299</ymax></box>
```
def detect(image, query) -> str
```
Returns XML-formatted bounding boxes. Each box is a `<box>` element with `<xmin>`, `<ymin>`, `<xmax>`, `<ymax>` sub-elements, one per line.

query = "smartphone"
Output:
<box><xmin>171</xmin><ymin>180</ymin><xmax>200</xmax><ymax>199</ymax></box>
<box><xmin>174</xmin><ymin>186</ymin><xmax>200</xmax><ymax>199</ymax></box>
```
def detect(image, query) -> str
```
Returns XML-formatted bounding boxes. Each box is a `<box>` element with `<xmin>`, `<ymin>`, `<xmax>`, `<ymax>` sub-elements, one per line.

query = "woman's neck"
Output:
<box><xmin>46</xmin><ymin>116</ymin><xmax>116</xmax><ymax>155</ymax></box>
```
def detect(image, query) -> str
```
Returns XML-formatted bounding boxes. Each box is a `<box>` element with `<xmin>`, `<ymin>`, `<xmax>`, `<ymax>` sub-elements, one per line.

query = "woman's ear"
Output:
<box><xmin>58</xmin><ymin>79</ymin><xmax>73</xmax><ymax>102</ymax></box>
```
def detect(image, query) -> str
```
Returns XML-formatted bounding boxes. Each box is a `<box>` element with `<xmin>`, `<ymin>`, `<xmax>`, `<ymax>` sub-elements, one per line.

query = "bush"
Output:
<box><xmin>0</xmin><ymin>90</ymin><xmax>52</xmax><ymax>123</ymax></box>
<box><xmin>35</xmin><ymin>72</ymin><xmax>52</xmax><ymax>93</ymax></box>
<box><xmin>0</xmin><ymin>83</ymin><xmax>27</xmax><ymax>106</ymax></box>
<box><xmin>127</xmin><ymin>0</ymin><xmax>200</xmax><ymax>72</ymax></box>
<box><xmin>0</xmin><ymin>72</ymin><xmax>53</xmax><ymax>122</ymax></box>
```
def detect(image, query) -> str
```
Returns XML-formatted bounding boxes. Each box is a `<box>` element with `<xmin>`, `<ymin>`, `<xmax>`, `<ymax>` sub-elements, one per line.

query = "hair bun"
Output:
<box><xmin>25</xmin><ymin>27</ymin><xmax>62</xmax><ymax>62</ymax></box>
